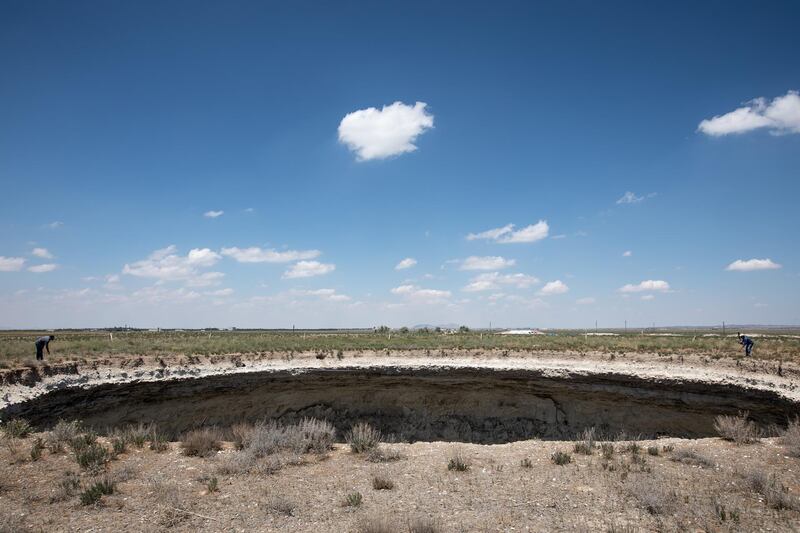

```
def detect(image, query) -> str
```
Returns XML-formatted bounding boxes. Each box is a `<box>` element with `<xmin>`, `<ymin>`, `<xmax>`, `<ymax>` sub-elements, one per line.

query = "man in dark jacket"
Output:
<box><xmin>35</xmin><ymin>335</ymin><xmax>55</xmax><ymax>361</ymax></box>
<box><xmin>738</xmin><ymin>332</ymin><xmax>754</xmax><ymax>357</ymax></box>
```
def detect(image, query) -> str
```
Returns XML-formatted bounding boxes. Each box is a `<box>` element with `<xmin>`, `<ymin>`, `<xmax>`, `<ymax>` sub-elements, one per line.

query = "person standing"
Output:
<box><xmin>35</xmin><ymin>335</ymin><xmax>55</xmax><ymax>361</ymax></box>
<box><xmin>738</xmin><ymin>332</ymin><xmax>754</xmax><ymax>357</ymax></box>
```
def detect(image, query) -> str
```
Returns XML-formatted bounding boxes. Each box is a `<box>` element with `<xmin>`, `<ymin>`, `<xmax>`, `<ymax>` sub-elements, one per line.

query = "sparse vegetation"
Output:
<box><xmin>408</xmin><ymin>516</ymin><xmax>442</xmax><ymax>533</ymax></box>
<box><xmin>745</xmin><ymin>470</ymin><xmax>799</xmax><ymax>510</ymax></box>
<box><xmin>357</xmin><ymin>515</ymin><xmax>393</xmax><ymax>533</ymax></box>
<box><xmin>29</xmin><ymin>438</ymin><xmax>44</xmax><ymax>461</ymax></box>
<box><xmin>551</xmin><ymin>451</ymin><xmax>572</xmax><ymax>465</ymax></box>
<box><xmin>79</xmin><ymin>477</ymin><xmax>115</xmax><ymax>506</ymax></box>
<box><xmin>2</xmin><ymin>419</ymin><xmax>31</xmax><ymax>439</ymax></box>
<box><xmin>670</xmin><ymin>448</ymin><xmax>715</xmax><ymax>468</ymax></box>
<box><xmin>343</xmin><ymin>491</ymin><xmax>363</xmax><ymax>507</ymax></box>
<box><xmin>149</xmin><ymin>431</ymin><xmax>169</xmax><ymax>452</ymax></box>
<box><xmin>206</xmin><ymin>476</ymin><xmax>218</xmax><ymax>493</ymax></box>
<box><xmin>780</xmin><ymin>417</ymin><xmax>800</xmax><ymax>457</ymax></box>
<box><xmin>180</xmin><ymin>428</ymin><xmax>222</xmax><ymax>457</ymax></box>
<box><xmin>366</xmin><ymin>445</ymin><xmax>404</xmax><ymax>463</ymax></box>
<box><xmin>267</xmin><ymin>494</ymin><xmax>296</xmax><ymax>516</ymax></box>
<box><xmin>627</xmin><ymin>476</ymin><xmax>677</xmax><ymax>515</ymax></box>
<box><xmin>75</xmin><ymin>442</ymin><xmax>111</xmax><ymax>472</ymax></box>
<box><xmin>646</xmin><ymin>446</ymin><xmax>659</xmax><ymax>456</ymax></box>
<box><xmin>346</xmin><ymin>422</ymin><xmax>381</xmax><ymax>453</ymax></box>
<box><xmin>601</xmin><ymin>443</ymin><xmax>615</xmax><ymax>459</ymax></box>
<box><xmin>372</xmin><ymin>474</ymin><xmax>395</xmax><ymax>490</ymax></box>
<box><xmin>714</xmin><ymin>412</ymin><xmax>762</xmax><ymax>444</ymax></box>
<box><xmin>46</xmin><ymin>420</ymin><xmax>82</xmax><ymax>453</ymax></box>
<box><xmin>520</xmin><ymin>457</ymin><xmax>533</xmax><ymax>468</ymax></box>
<box><xmin>447</xmin><ymin>449</ymin><xmax>470</xmax><ymax>471</ymax></box>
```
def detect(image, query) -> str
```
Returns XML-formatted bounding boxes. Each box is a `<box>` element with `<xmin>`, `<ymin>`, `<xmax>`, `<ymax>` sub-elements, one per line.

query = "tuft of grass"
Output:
<box><xmin>647</xmin><ymin>446</ymin><xmax>659</xmax><ymax>456</ymax></box>
<box><xmin>267</xmin><ymin>494</ymin><xmax>296</xmax><ymax>516</ymax></box>
<box><xmin>206</xmin><ymin>476</ymin><xmax>218</xmax><ymax>493</ymax></box>
<box><xmin>29</xmin><ymin>438</ymin><xmax>44</xmax><ymax>461</ymax></box>
<box><xmin>713</xmin><ymin>499</ymin><xmax>741</xmax><ymax>523</ymax></box>
<box><xmin>551</xmin><ymin>451</ymin><xmax>572</xmax><ymax>465</ymax></box>
<box><xmin>714</xmin><ymin>412</ymin><xmax>762</xmax><ymax>445</ymax></box>
<box><xmin>69</xmin><ymin>431</ymin><xmax>98</xmax><ymax>454</ymax></box>
<box><xmin>46</xmin><ymin>420</ymin><xmax>82</xmax><ymax>453</ymax></box>
<box><xmin>75</xmin><ymin>443</ymin><xmax>111</xmax><ymax>472</ymax></box>
<box><xmin>346</xmin><ymin>422</ymin><xmax>381</xmax><ymax>454</ymax></box>
<box><xmin>180</xmin><ymin>428</ymin><xmax>222</xmax><ymax>457</ymax></box>
<box><xmin>623</xmin><ymin>441</ymin><xmax>641</xmax><ymax>455</ymax></box>
<box><xmin>49</xmin><ymin>471</ymin><xmax>81</xmax><ymax>502</ymax></box>
<box><xmin>357</xmin><ymin>515</ymin><xmax>393</xmax><ymax>533</ymax></box>
<box><xmin>79</xmin><ymin>477</ymin><xmax>115</xmax><ymax>506</ymax></box>
<box><xmin>124</xmin><ymin>423</ymin><xmax>151</xmax><ymax>448</ymax></box>
<box><xmin>343</xmin><ymin>491</ymin><xmax>363</xmax><ymax>508</ymax></box>
<box><xmin>520</xmin><ymin>458</ymin><xmax>533</xmax><ymax>468</ymax></box>
<box><xmin>372</xmin><ymin>474</ymin><xmax>395</xmax><ymax>490</ymax></box>
<box><xmin>447</xmin><ymin>449</ymin><xmax>470</xmax><ymax>471</ymax></box>
<box><xmin>149</xmin><ymin>432</ymin><xmax>169</xmax><ymax>452</ymax></box>
<box><xmin>366</xmin><ymin>446</ymin><xmax>404</xmax><ymax>463</ymax></box>
<box><xmin>111</xmin><ymin>436</ymin><xmax>126</xmax><ymax>456</ymax></box>
<box><xmin>601</xmin><ymin>443</ymin><xmax>615</xmax><ymax>459</ymax></box>
<box><xmin>231</xmin><ymin>423</ymin><xmax>253</xmax><ymax>450</ymax></box>
<box><xmin>573</xmin><ymin>427</ymin><xmax>596</xmax><ymax>455</ymax></box>
<box><xmin>670</xmin><ymin>448</ymin><xmax>714</xmax><ymax>468</ymax></box>
<box><xmin>745</xmin><ymin>470</ymin><xmax>799</xmax><ymax>510</ymax></box>
<box><xmin>2</xmin><ymin>419</ymin><xmax>31</xmax><ymax>439</ymax></box>
<box><xmin>627</xmin><ymin>476</ymin><xmax>677</xmax><ymax>515</ymax></box>
<box><xmin>408</xmin><ymin>516</ymin><xmax>442</xmax><ymax>533</ymax></box>
<box><xmin>780</xmin><ymin>417</ymin><xmax>800</xmax><ymax>457</ymax></box>
<box><xmin>661</xmin><ymin>443</ymin><xmax>674</xmax><ymax>453</ymax></box>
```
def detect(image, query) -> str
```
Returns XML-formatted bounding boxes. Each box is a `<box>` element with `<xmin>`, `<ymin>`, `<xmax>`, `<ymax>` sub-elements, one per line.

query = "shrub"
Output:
<box><xmin>745</xmin><ymin>470</ymin><xmax>799</xmax><ymax>510</ymax></box>
<box><xmin>180</xmin><ymin>428</ymin><xmax>222</xmax><ymax>457</ymax></box>
<box><xmin>29</xmin><ymin>438</ymin><xmax>44</xmax><ymax>461</ymax></box>
<box><xmin>343</xmin><ymin>491</ymin><xmax>363</xmax><ymax>507</ymax></box>
<box><xmin>551</xmin><ymin>451</ymin><xmax>572</xmax><ymax>465</ymax></box>
<box><xmin>780</xmin><ymin>417</ymin><xmax>800</xmax><ymax>457</ymax></box>
<box><xmin>149</xmin><ymin>432</ymin><xmax>169</xmax><ymax>452</ymax></box>
<box><xmin>111</xmin><ymin>437</ymin><xmax>126</xmax><ymax>456</ymax></box>
<box><xmin>357</xmin><ymin>516</ymin><xmax>393</xmax><ymax>533</ymax></box>
<box><xmin>2</xmin><ymin>419</ymin><xmax>31</xmax><ymax>439</ymax></box>
<box><xmin>50</xmin><ymin>471</ymin><xmax>81</xmax><ymax>502</ymax></box>
<box><xmin>372</xmin><ymin>474</ymin><xmax>395</xmax><ymax>490</ymax></box>
<box><xmin>69</xmin><ymin>431</ymin><xmax>98</xmax><ymax>453</ymax></box>
<box><xmin>627</xmin><ymin>476</ymin><xmax>676</xmax><ymax>515</ymax></box>
<box><xmin>75</xmin><ymin>443</ymin><xmax>111</xmax><ymax>472</ymax></box>
<box><xmin>346</xmin><ymin>422</ymin><xmax>381</xmax><ymax>453</ymax></box>
<box><xmin>124</xmin><ymin>423</ymin><xmax>151</xmax><ymax>448</ymax></box>
<box><xmin>661</xmin><ymin>444</ymin><xmax>674</xmax><ymax>453</ymax></box>
<box><xmin>714</xmin><ymin>412</ymin><xmax>762</xmax><ymax>444</ymax></box>
<box><xmin>447</xmin><ymin>450</ymin><xmax>470</xmax><ymax>471</ymax></box>
<box><xmin>366</xmin><ymin>446</ymin><xmax>404</xmax><ymax>463</ymax></box>
<box><xmin>46</xmin><ymin>420</ymin><xmax>82</xmax><ymax>452</ymax></box>
<box><xmin>574</xmin><ymin>427</ymin><xmax>596</xmax><ymax>455</ymax></box>
<box><xmin>623</xmin><ymin>441</ymin><xmax>641</xmax><ymax>455</ymax></box>
<box><xmin>647</xmin><ymin>446</ymin><xmax>659</xmax><ymax>456</ymax></box>
<box><xmin>408</xmin><ymin>516</ymin><xmax>442</xmax><ymax>533</ymax></box>
<box><xmin>294</xmin><ymin>418</ymin><xmax>336</xmax><ymax>454</ymax></box>
<box><xmin>267</xmin><ymin>494</ymin><xmax>296</xmax><ymax>516</ymax></box>
<box><xmin>80</xmin><ymin>477</ymin><xmax>115</xmax><ymax>506</ymax></box>
<box><xmin>206</xmin><ymin>476</ymin><xmax>218</xmax><ymax>493</ymax></box>
<box><xmin>520</xmin><ymin>458</ymin><xmax>533</xmax><ymax>468</ymax></box>
<box><xmin>670</xmin><ymin>448</ymin><xmax>714</xmax><ymax>468</ymax></box>
<box><xmin>601</xmin><ymin>443</ymin><xmax>615</xmax><ymax>459</ymax></box>
<box><xmin>231</xmin><ymin>423</ymin><xmax>254</xmax><ymax>450</ymax></box>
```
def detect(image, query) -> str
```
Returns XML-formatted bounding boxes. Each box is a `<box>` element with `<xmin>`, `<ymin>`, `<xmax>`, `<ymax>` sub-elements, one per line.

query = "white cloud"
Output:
<box><xmin>462</xmin><ymin>272</ymin><xmax>540</xmax><ymax>292</ymax></box>
<box><xmin>641</xmin><ymin>294</ymin><xmax>655</xmax><ymax>301</ymax></box>
<box><xmin>282</xmin><ymin>261</ymin><xmax>335</xmax><ymax>279</ymax></box>
<box><xmin>391</xmin><ymin>284</ymin><xmax>451</xmax><ymax>302</ymax></box>
<box><xmin>46</xmin><ymin>221</ymin><xmax>63</xmax><ymax>229</ymax></box>
<box><xmin>467</xmin><ymin>220</ymin><xmax>549</xmax><ymax>244</ymax></box>
<box><xmin>185</xmin><ymin>271</ymin><xmax>225</xmax><ymax>287</ymax></box>
<box><xmin>28</xmin><ymin>263</ymin><xmax>58</xmax><ymax>273</ymax></box>
<box><xmin>130</xmin><ymin>286</ymin><xmax>201</xmax><ymax>304</ymax></box>
<box><xmin>576</xmin><ymin>297</ymin><xmax>596</xmax><ymax>305</ymax></box>
<box><xmin>725</xmin><ymin>258</ymin><xmax>782</xmax><ymax>272</ymax></box>
<box><xmin>221</xmin><ymin>247</ymin><xmax>321</xmax><ymax>263</ymax></box>
<box><xmin>622</xmin><ymin>250</ymin><xmax>632</xmax><ymax>257</ymax></box>
<box><xmin>338</xmin><ymin>101</ymin><xmax>434</xmax><ymax>161</ymax></box>
<box><xmin>538</xmin><ymin>280</ymin><xmax>569</xmax><ymax>295</ymax></box>
<box><xmin>617</xmin><ymin>192</ymin><xmax>643</xmax><ymax>204</ymax></box>
<box><xmin>204</xmin><ymin>210</ymin><xmax>224</xmax><ymax>218</ymax></box>
<box><xmin>31</xmin><ymin>248</ymin><xmax>53</xmax><ymax>259</ymax></box>
<box><xmin>293</xmin><ymin>288</ymin><xmax>351</xmax><ymax>302</ymax></box>
<box><xmin>0</xmin><ymin>257</ymin><xmax>26</xmax><ymax>272</ymax></box>
<box><xmin>698</xmin><ymin>91</ymin><xmax>800</xmax><ymax>136</ymax></box>
<box><xmin>459</xmin><ymin>256</ymin><xmax>516</xmax><ymax>271</ymax></box>
<box><xmin>205</xmin><ymin>288</ymin><xmax>233</xmax><ymax>297</ymax></box>
<box><xmin>619</xmin><ymin>280</ymin><xmax>671</xmax><ymax>293</ymax></box>
<box><xmin>123</xmin><ymin>245</ymin><xmax>222</xmax><ymax>283</ymax></box>
<box><xmin>395</xmin><ymin>258</ymin><xmax>417</xmax><ymax>270</ymax></box>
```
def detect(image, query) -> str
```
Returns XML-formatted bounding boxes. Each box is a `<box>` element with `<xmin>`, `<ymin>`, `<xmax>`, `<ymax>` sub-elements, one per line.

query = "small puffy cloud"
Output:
<box><xmin>0</xmin><ymin>257</ymin><xmax>26</xmax><ymax>272</ymax></box>
<box><xmin>221</xmin><ymin>246</ymin><xmax>320</xmax><ymax>263</ymax></box>
<box><xmin>462</xmin><ymin>272</ymin><xmax>539</xmax><ymax>292</ymax></box>
<box><xmin>395</xmin><ymin>258</ymin><xmax>417</xmax><ymax>270</ymax></box>
<box><xmin>622</xmin><ymin>250</ymin><xmax>632</xmax><ymax>257</ymax></box>
<box><xmin>538</xmin><ymin>280</ymin><xmax>569</xmax><ymax>295</ymax></box>
<box><xmin>28</xmin><ymin>263</ymin><xmax>58</xmax><ymax>273</ymax></box>
<box><xmin>204</xmin><ymin>210</ymin><xmax>224</xmax><ymax>218</ymax></box>
<box><xmin>576</xmin><ymin>297</ymin><xmax>596</xmax><ymax>305</ymax></box>
<box><xmin>31</xmin><ymin>248</ymin><xmax>53</xmax><ymax>259</ymax></box>
<box><xmin>46</xmin><ymin>221</ymin><xmax>63</xmax><ymax>229</ymax></box>
<box><xmin>698</xmin><ymin>91</ymin><xmax>800</xmax><ymax>136</ymax></box>
<box><xmin>641</xmin><ymin>294</ymin><xmax>655</xmax><ymax>301</ymax></box>
<box><xmin>459</xmin><ymin>256</ymin><xmax>516</xmax><ymax>271</ymax></box>
<box><xmin>293</xmin><ymin>288</ymin><xmax>351</xmax><ymax>302</ymax></box>
<box><xmin>725</xmin><ymin>258</ymin><xmax>782</xmax><ymax>272</ymax></box>
<box><xmin>467</xmin><ymin>220</ymin><xmax>549</xmax><ymax>244</ymax></box>
<box><xmin>282</xmin><ymin>261</ymin><xmax>335</xmax><ymax>279</ymax></box>
<box><xmin>123</xmin><ymin>245</ymin><xmax>222</xmax><ymax>284</ymax></box>
<box><xmin>391</xmin><ymin>284</ymin><xmax>451</xmax><ymax>302</ymax></box>
<box><xmin>205</xmin><ymin>288</ymin><xmax>233</xmax><ymax>297</ymax></box>
<box><xmin>617</xmin><ymin>192</ymin><xmax>643</xmax><ymax>204</ymax></box>
<box><xmin>619</xmin><ymin>280</ymin><xmax>671</xmax><ymax>293</ymax></box>
<box><xmin>338</xmin><ymin>101</ymin><xmax>434</xmax><ymax>161</ymax></box>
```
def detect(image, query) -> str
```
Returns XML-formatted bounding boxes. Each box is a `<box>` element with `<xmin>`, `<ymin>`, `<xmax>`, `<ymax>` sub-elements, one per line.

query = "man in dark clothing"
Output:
<box><xmin>35</xmin><ymin>335</ymin><xmax>55</xmax><ymax>361</ymax></box>
<box><xmin>738</xmin><ymin>332</ymin><xmax>754</xmax><ymax>357</ymax></box>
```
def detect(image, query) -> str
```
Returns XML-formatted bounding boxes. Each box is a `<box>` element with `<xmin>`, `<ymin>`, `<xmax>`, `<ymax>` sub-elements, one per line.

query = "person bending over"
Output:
<box><xmin>35</xmin><ymin>335</ymin><xmax>55</xmax><ymax>361</ymax></box>
<box><xmin>738</xmin><ymin>332</ymin><xmax>754</xmax><ymax>357</ymax></box>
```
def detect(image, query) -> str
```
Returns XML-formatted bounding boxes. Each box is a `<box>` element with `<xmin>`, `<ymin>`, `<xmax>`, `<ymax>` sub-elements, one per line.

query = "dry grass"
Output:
<box><xmin>366</xmin><ymin>445</ymin><xmax>404</xmax><ymax>463</ymax></box>
<box><xmin>2</xmin><ymin>419</ymin><xmax>31</xmax><ymax>439</ymax></box>
<box><xmin>266</xmin><ymin>494</ymin><xmax>296</xmax><ymax>516</ymax></box>
<box><xmin>626</xmin><ymin>476</ymin><xmax>677</xmax><ymax>515</ymax></box>
<box><xmin>180</xmin><ymin>428</ymin><xmax>222</xmax><ymax>457</ymax></box>
<box><xmin>407</xmin><ymin>516</ymin><xmax>442</xmax><ymax>533</ymax></box>
<box><xmin>551</xmin><ymin>450</ymin><xmax>572</xmax><ymax>465</ymax></box>
<box><xmin>372</xmin><ymin>473</ymin><xmax>395</xmax><ymax>490</ymax></box>
<box><xmin>346</xmin><ymin>422</ymin><xmax>381</xmax><ymax>453</ymax></box>
<box><xmin>573</xmin><ymin>427</ymin><xmax>596</xmax><ymax>455</ymax></box>
<box><xmin>714</xmin><ymin>412</ymin><xmax>762</xmax><ymax>444</ymax></box>
<box><xmin>45</xmin><ymin>420</ymin><xmax>82</xmax><ymax>453</ymax></box>
<box><xmin>357</xmin><ymin>515</ymin><xmax>393</xmax><ymax>533</ymax></box>
<box><xmin>745</xmin><ymin>470</ymin><xmax>799</xmax><ymax>510</ymax></box>
<box><xmin>670</xmin><ymin>448</ymin><xmax>715</xmax><ymax>468</ymax></box>
<box><xmin>75</xmin><ymin>442</ymin><xmax>111</xmax><ymax>472</ymax></box>
<box><xmin>343</xmin><ymin>491</ymin><xmax>363</xmax><ymax>507</ymax></box>
<box><xmin>447</xmin><ymin>449</ymin><xmax>470</xmax><ymax>471</ymax></box>
<box><xmin>781</xmin><ymin>418</ymin><xmax>800</xmax><ymax>457</ymax></box>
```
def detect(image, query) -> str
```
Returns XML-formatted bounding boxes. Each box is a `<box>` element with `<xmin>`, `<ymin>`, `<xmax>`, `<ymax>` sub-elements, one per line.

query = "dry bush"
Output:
<box><xmin>148</xmin><ymin>477</ymin><xmax>190</xmax><ymax>527</ymax></box>
<box><xmin>294</xmin><ymin>418</ymin><xmax>336</xmax><ymax>453</ymax></box>
<box><xmin>551</xmin><ymin>451</ymin><xmax>572</xmax><ymax>466</ymax></box>
<box><xmin>343</xmin><ymin>491</ymin><xmax>363</xmax><ymax>507</ymax></box>
<box><xmin>49</xmin><ymin>471</ymin><xmax>80</xmax><ymax>502</ymax></box>
<box><xmin>231</xmin><ymin>423</ymin><xmax>254</xmax><ymax>450</ymax></box>
<box><xmin>714</xmin><ymin>412</ymin><xmax>762</xmax><ymax>444</ymax></box>
<box><xmin>46</xmin><ymin>420</ymin><xmax>82</xmax><ymax>453</ymax></box>
<box><xmin>646</xmin><ymin>446</ymin><xmax>659</xmax><ymax>456</ymax></box>
<box><xmin>626</xmin><ymin>476</ymin><xmax>677</xmax><ymax>515</ymax></box>
<box><xmin>266</xmin><ymin>494</ymin><xmax>296</xmax><ymax>516</ymax></box>
<box><xmin>372</xmin><ymin>474</ymin><xmax>395</xmax><ymax>490</ymax></box>
<box><xmin>124</xmin><ymin>423</ymin><xmax>152</xmax><ymax>448</ymax></box>
<box><xmin>574</xmin><ymin>427</ymin><xmax>596</xmax><ymax>455</ymax></box>
<box><xmin>601</xmin><ymin>443</ymin><xmax>615</xmax><ymax>459</ymax></box>
<box><xmin>357</xmin><ymin>515</ymin><xmax>393</xmax><ymax>533</ymax></box>
<box><xmin>2</xmin><ymin>418</ymin><xmax>31</xmax><ymax>439</ymax></box>
<box><xmin>347</xmin><ymin>422</ymin><xmax>381</xmax><ymax>453</ymax></box>
<box><xmin>181</xmin><ymin>428</ymin><xmax>222</xmax><ymax>457</ymax></box>
<box><xmin>520</xmin><ymin>457</ymin><xmax>533</xmax><ymax>468</ymax></box>
<box><xmin>29</xmin><ymin>438</ymin><xmax>44</xmax><ymax>461</ymax></box>
<box><xmin>670</xmin><ymin>448</ymin><xmax>714</xmax><ymax>468</ymax></box>
<box><xmin>408</xmin><ymin>516</ymin><xmax>442</xmax><ymax>533</ymax></box>
<box><xmin>366</xmin><ymin>445</ymin><xmax>404</xmax><ymax>463</ymax></box>
<box><xmin>79</xmin><ymin>476</ymin><xmax>115</xmax><ymax>506</ymax></box>
<box><xmin>0</xmin><ymin>512</ymin><xmax>28</xmax><ymax>533</ymax></box>
<box><xmin>780</xmin><ymin>417</ymin><xmax>800</xmax><ymax>457</ymax></box>
<box><xmin>149</xmin><ymin>432</ymin><xmax>169</xmax><ymax>452</ymax></box>
<box><xmin>75</xmin><ymin>443</ymin><xmax>111</xmax><ymax>472</ymax></box>
<box><xmin>745</xmin><ymin>470</ymin><xmax>799</xmax><ymax>510</ymax></box>
<box><xmin>447</xmin><ymin>449</ymin><xmax>470</xmax><ymax>471</ymax></box>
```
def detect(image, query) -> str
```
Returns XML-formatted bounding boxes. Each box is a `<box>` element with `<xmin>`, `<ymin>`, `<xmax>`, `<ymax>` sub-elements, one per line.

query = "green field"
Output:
<box><xmin>2</xmin><ymin>328</ymin><xmax>799</xmax><ymax>365</ymax></box>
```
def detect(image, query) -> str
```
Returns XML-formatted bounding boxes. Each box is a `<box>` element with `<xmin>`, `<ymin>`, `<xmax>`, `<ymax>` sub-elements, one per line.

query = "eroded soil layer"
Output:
<box><xmin>4</xmin><ymin>367</ymin><xmax>797</xmax><ymax>442</ymax></box>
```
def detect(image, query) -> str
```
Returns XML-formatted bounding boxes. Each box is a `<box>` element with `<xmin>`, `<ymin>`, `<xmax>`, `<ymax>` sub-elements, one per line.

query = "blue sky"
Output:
<box><xmin>1</xmin><ymin>0</ymin><xmax>798</xmax><ymax>329</ymax></box>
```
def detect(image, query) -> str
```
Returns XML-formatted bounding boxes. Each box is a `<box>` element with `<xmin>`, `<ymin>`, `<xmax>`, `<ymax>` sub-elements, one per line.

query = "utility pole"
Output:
<box><xmin>595</xmin><ymin>320</ymin><xmax>598</xmax><ymax>333</ymax></box>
